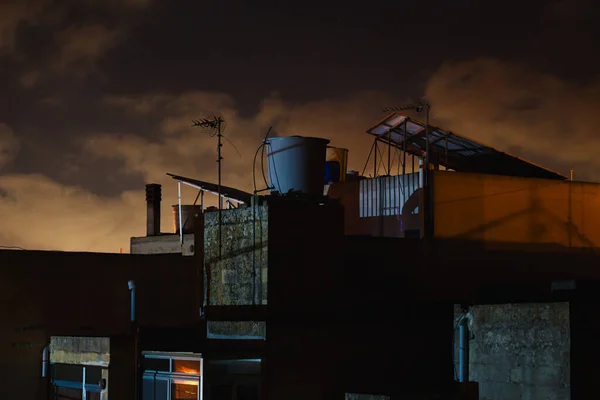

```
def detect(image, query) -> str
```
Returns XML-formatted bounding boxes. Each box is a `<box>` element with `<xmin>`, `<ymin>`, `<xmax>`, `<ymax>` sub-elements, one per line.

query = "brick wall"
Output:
<box><xmin>455</xmin><ymin>303</ymin><xmax>570</xmax><ymax>400</ymax></box>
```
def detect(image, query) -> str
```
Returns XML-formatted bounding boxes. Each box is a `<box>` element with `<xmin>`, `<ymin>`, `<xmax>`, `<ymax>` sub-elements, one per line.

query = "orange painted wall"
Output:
<box><xmin>432</xmin><ymin>171</ymin><xmax>600</xmax><ymax>251</ymax></box>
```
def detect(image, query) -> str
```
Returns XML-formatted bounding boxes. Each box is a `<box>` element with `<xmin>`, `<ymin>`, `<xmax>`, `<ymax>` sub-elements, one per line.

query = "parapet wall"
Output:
<box><xmin>434</xmin><ymin>171</ymin><xmax>600</xmax><ymax>251</ymax></box>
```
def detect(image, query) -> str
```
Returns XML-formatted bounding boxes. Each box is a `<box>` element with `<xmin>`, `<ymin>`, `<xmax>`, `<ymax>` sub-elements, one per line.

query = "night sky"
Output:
<box><xmin>0</xmin><ymin>0</ymin><xmax>599</xmax><ymax>252</ymax></box>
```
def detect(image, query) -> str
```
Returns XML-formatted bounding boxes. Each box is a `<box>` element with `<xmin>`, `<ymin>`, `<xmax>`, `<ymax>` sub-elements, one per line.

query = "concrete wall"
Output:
<box><xmin>204</xmin><ymin>206</ymin><xmax>268</xmax><ymax>307</ymax></box>
<box><xmin>131</xmin><ymin>233</ymin><xmax>195</xmax><ymax>256</ymax></box>
<box><xmin>50</xmin><ymin>336</ymin><xmax>110</xmax><ymax>366</ymax></box>
<box><xmin>433</xmin><ymin>171</ymin><xmax>600</xmax><ymax>251</ymax></box>
<box><xmin>264</xmin><ymin>199</ymin><xmax>455</xmax><ymax>399</ymax></box>
<box><xmin>345</xmin><ymin>395</ymin><xmax>389</xmax><ymax>400</ymax></box>
<box><xmin>455</xmin><ymin>303</ymin><xmax>570</xmax><ymax>400</ymax></box>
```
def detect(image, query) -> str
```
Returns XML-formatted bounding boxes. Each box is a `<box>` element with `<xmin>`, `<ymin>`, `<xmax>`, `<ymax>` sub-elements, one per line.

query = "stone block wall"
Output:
<box><xmin>50</xmin><ymin>336</ymin><xmax>110</xmax><ymax>366</ymax></box>
<box><xmin>454</xmin><ymin>303</ymin><xmax>570</xmax><ymax>400</ymax></box>
<box><xmin>130</xmin><ymin>233</ymin><xmax>195</xmax><ymax>255</ymax></box>
<box><xmin>345</xmin><ymin>394</ymin><xmax>389</xmax><ymax>400</ymax></box>
<box><xmin>204</xmin><ymin>205</ymin><xmax>268</xmax><ymax>306</ymax></box>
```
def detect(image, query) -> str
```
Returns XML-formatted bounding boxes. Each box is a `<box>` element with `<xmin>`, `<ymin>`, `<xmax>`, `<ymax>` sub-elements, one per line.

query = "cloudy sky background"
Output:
<box><xmin>0</xmin><ymin>0</ymin><xmax>599</xmax><ymax>252</ymax></box>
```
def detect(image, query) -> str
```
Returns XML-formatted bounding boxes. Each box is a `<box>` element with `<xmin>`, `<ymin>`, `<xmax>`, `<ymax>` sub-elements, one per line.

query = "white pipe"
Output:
<box><xmin>459</xmin><ymin>318</ymin><xmax>470</xmax><ymax>383</ymax></box>
<box><xmin>82</xmin><ymin>367</ymin><xmax>87</xmax><ymax>400</ymax></box>
<box><xmin>41</xmin><ymin>345</ymin><xmax>49</xmax><ymax>377</ymax></box>
<box><xmin>128</xmin><ymin>280</ymin><xmax>136</xmax><ymax>322</ymax></box>
<box><xmin>178</xmin><ymin>181</ymin><xmax>183</xmax><ymax>246</ymax></box>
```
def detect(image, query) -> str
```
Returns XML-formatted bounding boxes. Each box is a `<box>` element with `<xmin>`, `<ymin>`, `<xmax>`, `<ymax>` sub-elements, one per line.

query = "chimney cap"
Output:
<box><xmin>145</xmin><ymin>183</ymin><xmax>162</xmax><ymax>201</ymax></box>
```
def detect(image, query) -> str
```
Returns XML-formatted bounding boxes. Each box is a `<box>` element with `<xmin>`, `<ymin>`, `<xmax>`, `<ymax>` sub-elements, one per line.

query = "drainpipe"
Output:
<box><xmin>128</xmin><ymin>280</ymin><xmax>140</xmax><ymax>400</ymax></box>
<box><xmin>41</xmin><ymin>345</ymin><xmax>49</xmax><ymax>377</ymax></box>
<box><xmin>128</xmin><ymin>280</ymin><xmax>136</xmax><ymax>322</ymax></box>
<box><xmin>459</xmin><ymin>317</ymin><xmax>470</xmax><ymax>383</ymax></box>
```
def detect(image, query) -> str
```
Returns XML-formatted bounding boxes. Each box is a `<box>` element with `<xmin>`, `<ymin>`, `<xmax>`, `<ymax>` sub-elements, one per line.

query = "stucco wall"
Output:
<box><xmin>455</xmin><ymin>303</ymin><xmax>570</xmax><ymax>400</ymax></box>
<box><xmin>433</xmin><ymin>171</ymin><xmax>600</xmax><ymax>251</ymax></box>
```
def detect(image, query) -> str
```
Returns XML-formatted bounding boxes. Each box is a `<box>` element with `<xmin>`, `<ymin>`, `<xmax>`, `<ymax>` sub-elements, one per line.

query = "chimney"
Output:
<box><xmin>145</xmin><ymin>184</ymin><xmax>161</xmax><ymax>236</ymax></box>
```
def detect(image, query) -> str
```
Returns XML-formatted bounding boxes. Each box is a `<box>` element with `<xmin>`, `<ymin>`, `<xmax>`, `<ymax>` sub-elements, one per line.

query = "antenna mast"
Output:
<box><xmin>381</xmin><ymin>100</ymin><xmax>432</xmax><ymax>238</ymax></box>
<box><xmin>192</xmin><ymin>115</ymin><xmax>225</xmax><ymax>259</ymax></box>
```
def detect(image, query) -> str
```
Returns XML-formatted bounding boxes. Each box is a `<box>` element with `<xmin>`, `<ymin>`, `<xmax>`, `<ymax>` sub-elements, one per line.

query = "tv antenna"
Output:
<box><xmin>381</xmin><ymin>100</ymin><xmax>433</xmax><ymax>238</ymax></box>
<box><xmin>192</xmin><ymin>114</ymin><xmax>226</xmax><ymax>259</ymax></box>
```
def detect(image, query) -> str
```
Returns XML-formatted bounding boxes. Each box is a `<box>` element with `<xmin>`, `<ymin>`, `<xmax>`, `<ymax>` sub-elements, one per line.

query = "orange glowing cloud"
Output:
<box><xmin>1</xmin><ymin>58</ymin><xmax>599</xmax><ymax>252</ymax></box>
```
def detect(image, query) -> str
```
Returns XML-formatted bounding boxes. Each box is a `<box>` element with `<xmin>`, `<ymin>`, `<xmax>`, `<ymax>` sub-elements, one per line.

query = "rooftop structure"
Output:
<box><xmin>367</xmin><ymin>113</ymin><xmax>567</xmax><ymax>180</ymax></box>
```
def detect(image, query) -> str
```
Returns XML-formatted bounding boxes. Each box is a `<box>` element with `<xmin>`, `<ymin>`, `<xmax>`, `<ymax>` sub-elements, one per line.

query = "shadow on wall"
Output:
<box><xmin>204</xmin><ymin>206</ymin><xmax>268</xmax><ymax>307</ymax></box>
<box><xmin>434</xmin><ymin>171</ymin><xmax>599</xmax><ymax>251</ymax></box>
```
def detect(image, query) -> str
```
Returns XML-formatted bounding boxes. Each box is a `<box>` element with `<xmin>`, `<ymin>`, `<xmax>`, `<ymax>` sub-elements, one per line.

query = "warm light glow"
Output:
<box><xmin>172</xmin><ymin>379</ymin><xmax>199</xmax><ymax>386</ymax></box>
<box><xmin>172</xmin><ymin>382</ymin><xmax>198</xmax><ymax>399</ymax></box>
<box><xmin>176</xmin><ymin>366</ymin><xmax>199</xmax><ymax>374</ymax></box>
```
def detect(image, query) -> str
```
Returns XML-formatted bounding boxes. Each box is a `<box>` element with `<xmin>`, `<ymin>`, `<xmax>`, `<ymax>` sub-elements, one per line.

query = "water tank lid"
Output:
<box><xmin>327</xmin><ymin>146</ymin><xmax>349</xmax><ymax>151</ymax></box>
<box><xmin>268</xmin><ymin>136</ymin><xmax>330</xmax><ymax>144</ymax></box>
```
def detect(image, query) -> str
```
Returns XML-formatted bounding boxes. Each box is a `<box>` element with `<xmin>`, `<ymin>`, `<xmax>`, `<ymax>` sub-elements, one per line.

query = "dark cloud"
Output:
<box><xmin>0</xmin><ymin>0</ymin><xmax>153</xmax><ymax>88</ymax></box>
<box><xmin>4</xmin><ymin>55</ymin><xmax>600</xmax><ymax>251</ymax></box>
<box><xmin>426</xmin><ymin>58</ymin><xmax>600</xmax><ymax>180</ymax></box>
<box><xmin>0</xmin><ymin>124</ymin><xmax>19</xmax><ymax>169</ymax></box>
<box><xmin>0</xmin><ymin>89</ymin><xmax>392</xmax><ymax>251</ymax></box>
<box><xmin>1</xmin><ymin>1</ymin><xmax>599</xmax><ymax>252</ymax></box>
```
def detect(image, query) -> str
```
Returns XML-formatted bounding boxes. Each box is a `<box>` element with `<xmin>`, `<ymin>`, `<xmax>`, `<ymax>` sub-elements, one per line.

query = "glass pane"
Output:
<box><xmin>142</xmin><ymin>379</ymin><xmax>154</xmax><ymax>400</ymax></box>
<box><xmin>143</xmin><ymin>378</ymin><xmax>169</xmax><ymax>400</ymax></box>
<box><xmin>84</xmin><ymin>366</ymin><xmax>103</xmax><ymax>384</ymax></box>
<box><xmin>87</xmin><ymin>392</ymin><xmax>101</xmax><ymax>400</ymax></box>
<box><xmin>172</xmin><ymin>383</ymin><xmax>198</xmax><ymax>399</ymax></box>
<box><xmin>53</xmin><ymin>364</ymin><xmax>83</xmax><ymax>382</ymax></box>
<box><xmin>55</xmin><ymin>386</ymin><xmax>83</xmax><ymax>399</ymax></box>
<box><xmin>144</xmin><ymin>357</ymin><xmax>170</xmax><ymax>372</ymax></box>
<box><xmin>173</xmin><ymin>359</ymin><xmax>201</xmax><ymax>375</ymax></box>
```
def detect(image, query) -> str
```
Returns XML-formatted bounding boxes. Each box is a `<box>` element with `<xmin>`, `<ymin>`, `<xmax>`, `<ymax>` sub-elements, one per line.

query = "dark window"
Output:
<box><xmin>144</xmin><ymin>357</ymin><xmax>170</xmax><ymax>372</ymax></box>
<box><xmin>54</xmin><ymin>386</ymin><xmax>82</xmax><ymax>399</ymax></box>
<box><xmin>53</xmin><ymin>364</ymin><xmax>83</xmax><ymax>382</ymax></box>
<box><xmin>143</xmin><ymin>377</ymin><xmax>169</xmax><ymax>400</ymax></box>
<box><xmin>87</xmin><ymin>391</ymin><xmax>101</xmax><ymax>400</ymax></box>
<box><xmin>85</xmin><ymin>366</ymin><xmax>103</xmax><ymax>384</ymax></box>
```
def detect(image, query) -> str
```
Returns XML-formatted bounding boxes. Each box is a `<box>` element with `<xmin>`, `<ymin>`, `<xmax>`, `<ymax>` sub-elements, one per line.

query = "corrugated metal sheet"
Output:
<box><xmin>359</xmin><ymin>173</ymin><xmax>421</xmax><ymax>217</ymax></box>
